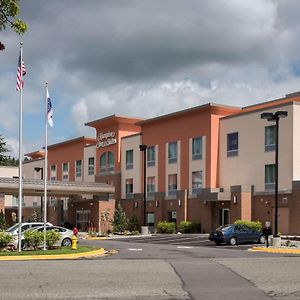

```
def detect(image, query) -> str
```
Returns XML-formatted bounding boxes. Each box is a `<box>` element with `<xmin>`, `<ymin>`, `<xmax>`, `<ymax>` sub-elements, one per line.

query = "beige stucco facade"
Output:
<box><xmin>188</xmin><ymin>136</ymin><xmax>206</xmax><ymax>194</ymax></box>
<box><xmin>293</xmin><ymin>103</ymin><xmax>300</xmax><ymax>180</ymax></box>
<box><xmin>121</xmin><ymin>134</ymin><xmax>142</xmax><ymax>198</ymax></box>
<box><xmin>219</xmin><ymin>103</ymin><xmax>293</xmax><ymax>192</ymax></box>
<box><xmin>165</xmin><ymin>140</ymin><xmax>181</xmax><ymax>198</ymax></box>
<box><xmin>0</xmin><ymin>166</ymin><xmax>18</xmax><ymax>207</ymax></box>
<box><xmin>23</xmin><ymin>158</ymin><xmax>44</xmax><ymax>207</ymax></box>
<box><xmin>83</xmin><ymin>145</ymin><xmax>96</xmax><ymax>183</ymax></box>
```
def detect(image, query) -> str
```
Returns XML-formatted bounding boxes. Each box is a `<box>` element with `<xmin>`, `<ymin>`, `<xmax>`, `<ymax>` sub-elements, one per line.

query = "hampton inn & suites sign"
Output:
<box><xmin>96</xmin><ymin>131</ymin><xmax>117</xmax><ymax>148</ymax></box>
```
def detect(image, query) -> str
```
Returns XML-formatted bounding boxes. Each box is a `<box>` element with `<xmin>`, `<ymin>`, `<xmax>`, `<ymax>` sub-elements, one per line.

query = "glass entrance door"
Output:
<box><xmin>219</xmin><ymin>208</ymin><xmax>230</xmax><ymax>226</ymax></box>
<box><xmin>76</xmin><ymin>209</ymin><xmax>91</xmax><ymax>231</ymax></box>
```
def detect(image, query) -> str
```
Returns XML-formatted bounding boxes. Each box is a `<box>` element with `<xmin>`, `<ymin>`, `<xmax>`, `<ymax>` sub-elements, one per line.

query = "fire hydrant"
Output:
<box><xmin>72</xmin><ymin>235</ymin><xmax>78</xmax><ymax>250</ymax></box>
<box><xmin>72</xmin><ymin>227</ymin><xmax>78</xmax><ymax>250</ymax></box>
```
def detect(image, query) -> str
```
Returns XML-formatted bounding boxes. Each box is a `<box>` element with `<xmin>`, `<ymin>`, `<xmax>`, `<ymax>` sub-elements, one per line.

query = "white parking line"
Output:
<box><xmin>177</xmin><ymin>246</ymin><xmax>194</xmax><ymax>249</ymax></box>
<box><xmin>127</xmin><ymin>248</ymin><xmax>143</xmax><ymax>251</ymax></box>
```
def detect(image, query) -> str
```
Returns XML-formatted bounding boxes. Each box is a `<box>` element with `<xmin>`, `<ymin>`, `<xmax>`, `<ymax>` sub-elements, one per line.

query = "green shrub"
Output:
<box><xmin>179</xmin><ymin>221</ymin><xmax>201</xmax><ymax>233</ymax></box>
<box><xmin>0</xmin><ymin>231</ymin><xmax>12</xmax><ymax>250</ymax></box>
<box><xmin>234</xmin><ymin>220</ymin><xmax>262</xmax><ymax>231</ymax></box>
<box><xmin>46</xmin><ymin>230</ymin><xmax>60</xmax><ymax>248</ymax></box>
<box><xmin>156</xmin><ymin>221</ymin><xmax>176</xmax><ymax>234</ymax></box>
<box><xmin>24</xmin><ymin>230</ymin><xmax>44</xmax><ymax>250</ymax></box>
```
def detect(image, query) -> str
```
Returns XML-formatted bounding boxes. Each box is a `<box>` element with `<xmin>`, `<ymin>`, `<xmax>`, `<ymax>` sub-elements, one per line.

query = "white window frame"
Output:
<box><xmin>75</xmin><ymin>160</ymin><xmax>82</xmax><ymax>178</ymax></box>
<box><xmin>50</xmin><ymin>165</ymin><xmax>56</xmax><ymax>181</ymax></box>
<box><xmin>62</xmin><ymin>162</ymin><xmax>69</xmax><ymax>181</ymax></box>
<box><xmin>88</xmin><ymin>157</ymin><xmax>94</xmax><ymax>175</ymax></box>
<box><xmin>126</xmin><ymin>150</ymin><xmax>134</xmax><ymax>170</ymax></box>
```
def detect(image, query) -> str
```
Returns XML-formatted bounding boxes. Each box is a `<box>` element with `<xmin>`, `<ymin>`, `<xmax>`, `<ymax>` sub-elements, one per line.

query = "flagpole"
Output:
<box><xmin>18</xmin><ymin>42</ymin><xmax>23</xmax><ymax>252</ymax></box>
<box><xmin>43</xmin><ymin>82</ymin><xmax>48</xmax><ymax>250</ymax></box>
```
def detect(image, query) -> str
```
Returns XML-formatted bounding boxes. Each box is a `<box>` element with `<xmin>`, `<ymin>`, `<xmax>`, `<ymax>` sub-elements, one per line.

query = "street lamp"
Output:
<box><xmin>34</xmin><ymin>167</ymin><xmax>43</xmax><ymax>221</ymax></box>
<box><xmin>139</xmin><ymin>144</ymin><xmax>148</xmax><ymax>234</ymax></box>
<box><xmin>261</xmin><ymin>111</ymin><xmax>288</xmax><ymax>237</ymax></box>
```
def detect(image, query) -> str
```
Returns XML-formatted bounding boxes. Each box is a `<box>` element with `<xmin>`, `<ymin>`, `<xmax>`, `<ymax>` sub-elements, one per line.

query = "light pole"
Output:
<box><xmin>261</xmin><ymin>111</ymin><xmax>288</xmax><ymax>237</ymax></box>
<box><xmin>139</xmin><ymin>144</ymin><xmax>148</xmax><ymax>234</ymax></box>
<box><xmin>34</xmin><ymin>167</ymin><xmax>43</xmax><ymax>221</ymax></box>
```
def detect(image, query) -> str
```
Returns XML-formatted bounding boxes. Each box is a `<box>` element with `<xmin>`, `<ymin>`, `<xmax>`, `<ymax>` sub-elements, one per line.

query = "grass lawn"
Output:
<box><xmin>0</xmin><ymin>246</ymin><xmax>99</xmax><ymax>256</ymax></box>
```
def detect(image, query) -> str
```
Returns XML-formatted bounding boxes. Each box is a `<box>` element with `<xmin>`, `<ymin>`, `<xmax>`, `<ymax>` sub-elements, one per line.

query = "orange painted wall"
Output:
<box><xmin>48</xmin><ymin>138</ymin><xmax>94</xmax><ymax>181</ymax></box>
<box><xmin>141</xmin><ymin>106</ymin><xmax>237</xmax><ymax>191</ymax></box>
<box><xmin>94</xmin><ymin>123</ymin><xmax>141</xmax><ymax>174</ymax></box>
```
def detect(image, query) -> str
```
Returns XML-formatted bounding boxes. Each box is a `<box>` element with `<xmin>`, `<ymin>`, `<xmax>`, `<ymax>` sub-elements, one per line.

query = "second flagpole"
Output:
<box><xmin>43</xmin><ymin>82</ymin><xmax>48</xmax><ymax>250</ymax></box>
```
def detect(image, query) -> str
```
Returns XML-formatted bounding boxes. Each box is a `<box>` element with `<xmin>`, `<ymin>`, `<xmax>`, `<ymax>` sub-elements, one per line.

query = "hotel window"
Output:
<box><xmin>147</xmin><ymin>146</ymin><xmax>155</xmax><ymax>167</ymax></box>
<box><xmin>227</xmin><ymin>132</ymin><xmax>238</xmax><ymax>157</ymax></box>
<box><xmin>192</xmin><ymin>137</ymin><xmax>202</xmax><ymax>160</ymax></box>
<box><xmin>265</xmin><ymin>164</ymin><xmax>275</xmax><ymax>190</ymax></box>
<box><xmin>168</xmin><ymin>141</ymin><xmax>178</xmax><ymax>164</ymax></box>
<box><xmin>192</xmin><ymin>171</ymin><xmax>203</xmax><ymax>194</ymax></box>
<box><xmin>126</xmin><ymin>178</ymin><xmax>133</xmax><ymax>198</ymax></box>
<box><xmin>88</xmin><ymin>157</ymin><xmax>94</xmax><ymax>175</ymax></box>
<box><xmin>50</xmin><ymin>165</ymin><xmax>56</xmax><ymax>181</ymax></box>
<box><xmin>147</xmin><ymin>176</ymin><xmax>155</xmax><ymax>198</ymax></box>
<box><xmin>107</xmin><ymin>151</ymin><xmax>115</xmax><ymax>171</ymax></box>
<box><xmin>100</xmin><ymin>152</ymin><xmax>115</xmax><ymax>174</ymax></box>
<box><xmin>76</xmin><ymin>160</ymin><xmax>82</xmax><ymax>178</ymax></box>
<box><xmin>168</xmin><ymin>174</ymin><xmax>177</xmax><ymax>196</ymax></box>
<box><xmin>100</xmin><ymin>153</ymin><xmax>107</xmax><ymax>174</ymax></box>
<box><xmin>62</xmin><ymin>162</ymin><xmax>69</xmax><ymax>181</ymax></box>
<box><xmin>265</xmin><ymin>125</ymin><xmax>276</xmax><ymax>152</ymax></box>
<box><xmin>126</xmin><ymin>150</ymin><xmax>134</xmax><ymax>170</ymax></box>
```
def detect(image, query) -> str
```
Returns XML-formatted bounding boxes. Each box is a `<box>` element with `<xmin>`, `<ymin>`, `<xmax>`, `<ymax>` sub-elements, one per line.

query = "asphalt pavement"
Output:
<box><xmin>0</xmin><ymin>234</ymin><xmax>299</xmax><ymax>300</ymax></box>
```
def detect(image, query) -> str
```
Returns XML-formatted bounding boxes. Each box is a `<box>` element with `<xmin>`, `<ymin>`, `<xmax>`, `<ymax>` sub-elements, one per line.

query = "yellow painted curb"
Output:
<box><xmin>251</xmin><ymin>247</ymin><xmax>300</xmax><ymax>254</ymax></box>
<box><xmin>0</xmin><ymin>248</ymin><xmax>106</xmax><ymax>261</ymax></box>
<box><xmin>86</xmin><ymin>237</ymin><xmax>107</xmax><ymax>240</ymax></box>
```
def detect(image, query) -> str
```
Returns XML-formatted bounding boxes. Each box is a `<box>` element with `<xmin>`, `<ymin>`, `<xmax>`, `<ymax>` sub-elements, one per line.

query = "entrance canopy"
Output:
<box><xmin>0</xmin><ymin>177</ymin><xmax>114</xmax><ymax>197</ymax></box>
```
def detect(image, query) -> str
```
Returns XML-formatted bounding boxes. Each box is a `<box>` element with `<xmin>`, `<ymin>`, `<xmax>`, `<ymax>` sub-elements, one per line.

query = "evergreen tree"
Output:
<box><xmin>129</xmin><ymin>214</ymin><xmax>139</xmax><ymax>232</ymax></box>
<box><xmin>0</xmin><ymin>210</ymin><xmax>6</xmax><ymax>229</ymax></box>
<box><xmin>0</xmin><ymin>135</ymin><xmax>8</xmax><ymax>166</ymax></box>
<box><xmin>111</xmin><ymin>203</ymin><xmax>128</xmax><ymax>233</ymax></box>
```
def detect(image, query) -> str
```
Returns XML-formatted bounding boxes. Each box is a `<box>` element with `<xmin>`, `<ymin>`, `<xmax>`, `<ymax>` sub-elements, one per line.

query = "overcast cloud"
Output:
<box><xmin>1</xmin><ymin>0</ymin><xmax>300</xmax><ymax>156</ymax></box>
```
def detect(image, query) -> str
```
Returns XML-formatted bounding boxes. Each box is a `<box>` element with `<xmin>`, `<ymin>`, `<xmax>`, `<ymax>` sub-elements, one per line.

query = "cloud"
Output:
<box><xmin>2</xmin><ymin>0</ymin><xmax>300</xmax><ymax>154</ymax></box>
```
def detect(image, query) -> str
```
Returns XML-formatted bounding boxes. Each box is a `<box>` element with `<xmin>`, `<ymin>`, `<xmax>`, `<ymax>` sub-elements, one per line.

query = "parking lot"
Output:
<box><xmin>110</xmin><ymin>234</ymin><xmax>262</xmax><ymax>250</ymax></box>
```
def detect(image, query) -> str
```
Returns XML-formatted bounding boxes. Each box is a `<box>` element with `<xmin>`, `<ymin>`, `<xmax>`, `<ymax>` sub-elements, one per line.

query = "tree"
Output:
<box><xmin>129</xmin><ymin>214</ymin><xmax>139</xmax><ymax>232</ymax></box>
<box><xmin>0</xmin><ymin>134</ymin><xmax>9</xmax><ymax>165</ymax></box>
<box><xmin>111</xmin><ymin>203</ymin><xmax>128</xmax><ymax>234</ymax></box>
<box><xmin>0</xmin><ymin>0</ymin><xmax>27</xmax><ymax>51</ymax></box>
<box><xmin>0</xmin><ymin>209</ymin><xmax>6</xmax><ymax>229</ymax></box>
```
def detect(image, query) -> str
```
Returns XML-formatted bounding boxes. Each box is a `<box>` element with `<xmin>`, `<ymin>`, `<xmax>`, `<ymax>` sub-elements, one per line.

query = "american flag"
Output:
<box><xmin>16</xmin><ymin>51</ymin><xmax>26</xmax><ymax>91</ymax></box>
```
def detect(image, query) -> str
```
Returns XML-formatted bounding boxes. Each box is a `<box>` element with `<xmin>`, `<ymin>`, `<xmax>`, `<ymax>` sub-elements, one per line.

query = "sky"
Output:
<box><xmin>1</xmin><ymin>0</ymin><xmax>300</xmax><ymax>157</ymax></box>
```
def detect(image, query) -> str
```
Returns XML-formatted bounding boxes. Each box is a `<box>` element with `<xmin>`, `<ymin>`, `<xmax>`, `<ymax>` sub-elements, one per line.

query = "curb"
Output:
<box><xmin>251</xmin><ymin>246</ymin><xmax>300</xmax><ymax>254</ymax></box>
<box><xmin>0</xmin><ymin>248</ymin><xmax>106</xmax><ymax>261</ymax></box>
<box><xmin>85</xmin><ymin>237</ymin><xmax>107</xmax><ymax>240</ymax></box>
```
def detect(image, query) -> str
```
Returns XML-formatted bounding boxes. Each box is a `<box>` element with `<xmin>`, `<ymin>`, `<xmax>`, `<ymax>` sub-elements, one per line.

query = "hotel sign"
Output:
<box><xmin>96</xmin><ymin>131</ymin><xmax>117</xmax><ymax>148</ymax></box>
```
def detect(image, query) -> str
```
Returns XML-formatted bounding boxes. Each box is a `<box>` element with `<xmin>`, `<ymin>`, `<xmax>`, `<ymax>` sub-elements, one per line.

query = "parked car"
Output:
<box><xmin>6</xmin><ymin>222</ymin><xmax>53</xmax><ymax>235</ymax></box>
<box><xmin>209</xmin><ymin>224</ymin><xmax>266</xmax><ymax>246</ymax></box>
<box><xmin>10</xmin><ymin>225</ymin><xmax>73</xmax><ymax>249</ymax></box>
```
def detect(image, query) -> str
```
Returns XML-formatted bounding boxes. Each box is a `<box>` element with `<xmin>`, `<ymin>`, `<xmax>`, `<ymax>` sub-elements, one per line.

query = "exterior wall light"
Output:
<box><xmin>233</xmin><ymin>196</ymin><xmax>237</xmax><ymax>204</ymax></box>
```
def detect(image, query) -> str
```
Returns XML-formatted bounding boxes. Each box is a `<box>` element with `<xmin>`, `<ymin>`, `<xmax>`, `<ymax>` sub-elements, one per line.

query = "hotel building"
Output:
<box><xmin>3</xmin><ymin>91</ymin><xmax>300</xmax><ymax>234</ymax></box>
